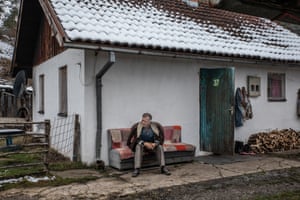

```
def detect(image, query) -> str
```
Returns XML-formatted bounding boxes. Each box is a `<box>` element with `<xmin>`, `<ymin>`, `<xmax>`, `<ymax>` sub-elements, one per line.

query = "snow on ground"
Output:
<box><xmin>0</xmin><ymin>176</ymin><xmax>56</xmax><ymax>187</ymax></box>
<box><xmin>0</xmin><ymin>40</ymin><xmax>13</xmax><ymax>59</ymax></box>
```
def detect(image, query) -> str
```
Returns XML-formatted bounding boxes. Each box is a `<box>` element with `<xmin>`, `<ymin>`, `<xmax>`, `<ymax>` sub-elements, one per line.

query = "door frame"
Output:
<box><xmin>199</xmin><ymin>67</ymin><xmax>235</xmax><ymax>154</ymax></box>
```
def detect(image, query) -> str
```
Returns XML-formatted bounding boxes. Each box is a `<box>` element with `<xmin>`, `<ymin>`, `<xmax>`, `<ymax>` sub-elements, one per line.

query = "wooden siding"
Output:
<box><xmin>33</xmin><ymin>15</ymin><xmax>65</xmax><ymax>66</ymax></box>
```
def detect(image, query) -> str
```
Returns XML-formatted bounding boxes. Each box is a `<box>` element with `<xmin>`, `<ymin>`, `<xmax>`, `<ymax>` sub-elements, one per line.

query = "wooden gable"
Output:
<box><xmin>12</xmin><ymin>0</ymin><xmax>65</xmax><ymax>77</ymax></box>
<box><xmin>33</xmin><ymin>15</ymin><xmax>64</xmax><ymax>66</ymax></box>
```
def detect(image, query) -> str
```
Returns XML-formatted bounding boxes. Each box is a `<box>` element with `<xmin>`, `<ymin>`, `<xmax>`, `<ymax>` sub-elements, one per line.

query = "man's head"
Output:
<box><xmin>141</xmin><ymin>113</ymin><xmax>152</xmax><ymax>128</ymax></box>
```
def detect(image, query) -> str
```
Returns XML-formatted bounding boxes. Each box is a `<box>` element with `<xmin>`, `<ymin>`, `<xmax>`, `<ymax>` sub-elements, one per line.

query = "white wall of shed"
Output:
<box><xmin>87</xmin><ymin>51</ymin><xmax>201</xmax><ymax>164</ymax></box>
<box><xmin>32</xmin><ymin>49</ymin><xmax>86</xmax><ymax>160</ymax></box>
<box><xmin>33</xmin><ymin>48</ymin><xmax>300</xmax><ymax>165</ymax></box>
<box><xmin>234</xmin><ymin>65</ymin><xmax>300</xmax><ymax>143</ymax></box>
<box><xmin>86</xmin><ymin>51</ymin><xmax>300</xmax><ymax>164</ymax></box>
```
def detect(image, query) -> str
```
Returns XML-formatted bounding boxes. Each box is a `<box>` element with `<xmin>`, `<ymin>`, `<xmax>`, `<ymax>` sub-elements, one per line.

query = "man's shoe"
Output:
<box><xmin>161</xmin><ymin>166</ymin><xmax>171</xmax><ymax>176</ymax></box>
<box><xmin>132</xmin><ymin>168</ymin><xmax>140</xmax><ymax>177</ymax></box>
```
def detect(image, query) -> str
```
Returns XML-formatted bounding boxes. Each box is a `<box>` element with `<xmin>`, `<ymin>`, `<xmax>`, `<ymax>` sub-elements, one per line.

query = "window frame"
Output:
<box><xmin>58</xmin><ymin>65</ymin><xmax>68</xmax><ymax>117</ymax></box>
<box><xmin>267</xmin><ymin>72</ymin><xmax>286</xmax><ymax>102</ymax></box>
<box><xmin>38</xmin><ymin>74</ymin><xmax>45</xmax><ymax>114</ymax></box>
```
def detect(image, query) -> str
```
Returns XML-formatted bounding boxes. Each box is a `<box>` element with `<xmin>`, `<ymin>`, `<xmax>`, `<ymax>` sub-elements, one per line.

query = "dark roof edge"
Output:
<box><xmin>38</xmin><ymin>0</ymin><xmax>69</xmax><ymax>46</ymax></box>
<box><xmin>64</xmin><ymin>42</ymin><xmax>300</xmax><ymax>67</ymax></box>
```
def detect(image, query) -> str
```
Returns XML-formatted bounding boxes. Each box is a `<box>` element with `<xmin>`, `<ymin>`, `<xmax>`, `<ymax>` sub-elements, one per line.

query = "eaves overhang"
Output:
<box><xmin>64</xmin><ymin>41</ymin><xmax>300</xmax><ymax>67</ymax></box>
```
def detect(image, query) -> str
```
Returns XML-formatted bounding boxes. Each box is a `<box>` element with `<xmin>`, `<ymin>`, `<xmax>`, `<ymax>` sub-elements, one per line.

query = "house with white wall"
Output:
<box><xmin>11</xmin><ymin>0</ymin><xmax>300</xmax><ymax>165</ymax></box>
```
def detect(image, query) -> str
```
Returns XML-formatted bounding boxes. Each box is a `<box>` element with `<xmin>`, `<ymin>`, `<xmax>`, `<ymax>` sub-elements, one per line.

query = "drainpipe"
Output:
<box><xmin>95</xmin><ymin>51</ymin><xmax>115</xmax><ymax>167</ymax></box>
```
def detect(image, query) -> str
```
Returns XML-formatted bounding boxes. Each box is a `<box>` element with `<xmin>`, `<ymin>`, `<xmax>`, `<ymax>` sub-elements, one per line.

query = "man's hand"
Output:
<box><xmin>144</xmin><ymin>142</ymin><xmax>156</xmax><ymax>150</ymax></box>
<box><xmin>154</xmin><ymin>140</ymin><xmax>160</xmax><ymax>146</ymax></box>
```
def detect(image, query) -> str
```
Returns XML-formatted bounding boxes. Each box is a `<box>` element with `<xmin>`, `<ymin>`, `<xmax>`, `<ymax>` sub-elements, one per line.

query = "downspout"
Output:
<box><xmin>95</xmin><ymin>51</ymin><xmax>116</xmax><ymax>167</ymax></box>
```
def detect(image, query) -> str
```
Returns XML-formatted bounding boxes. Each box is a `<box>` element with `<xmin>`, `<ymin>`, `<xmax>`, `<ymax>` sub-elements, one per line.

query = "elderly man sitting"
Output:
<box><xmin>127</xmin><ymin>113</ymin><xmax>171</xmax><ymax>177</ymax></box>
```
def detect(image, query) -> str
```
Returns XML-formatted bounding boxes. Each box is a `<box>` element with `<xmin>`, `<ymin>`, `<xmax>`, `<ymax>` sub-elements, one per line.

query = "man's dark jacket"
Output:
<box><xmin>127</xmin><ymin>121</ymin><xmax>164</xmax><ymax>152</ymax></box>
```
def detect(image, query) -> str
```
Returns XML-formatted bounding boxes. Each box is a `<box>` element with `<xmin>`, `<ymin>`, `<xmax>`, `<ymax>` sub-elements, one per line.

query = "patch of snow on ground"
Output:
<box><xmin>0</xmin><ymin>176</ymin><xmax>56</xmax><ymax>187</ymax></box>
<box><xmin>0</xmin><ymin>40</ymin><xmax>13</xmax><ymax>59</ymax></box>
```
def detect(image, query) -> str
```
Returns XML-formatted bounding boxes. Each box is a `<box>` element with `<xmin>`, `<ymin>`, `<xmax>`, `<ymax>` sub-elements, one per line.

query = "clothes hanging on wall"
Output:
<box><xmin>241</xmin><ymin>87</ymin><xmax>253</xmax><ymax>119</ymax></box>
<box><xmin>235</xmin><ymin>87</ymin><xmax>253</xmax><ymax>127</ymax></box>
<box><xmin>235</xmin><ymin>87</ymin><xmax>244</xmax><ymax>127</ymax></box>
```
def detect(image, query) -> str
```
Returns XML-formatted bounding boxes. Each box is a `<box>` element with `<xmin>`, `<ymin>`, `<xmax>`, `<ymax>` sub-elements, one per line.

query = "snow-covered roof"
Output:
<box><xmin>48</xmin><ymin>0</ymin><xmax>300</xmax><ymax>62</ymax></box>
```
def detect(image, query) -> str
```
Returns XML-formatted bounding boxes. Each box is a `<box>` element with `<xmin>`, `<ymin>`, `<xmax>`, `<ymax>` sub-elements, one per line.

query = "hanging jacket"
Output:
<box><xmin>127</xmin><ymin>121</ymin><xmax>164</xmax><ymax>152</ymax></box>
<box><xmin>235</xmin><ymin>87</ymin><xmax>244</xmax><ymax>127</ymax></box>
<box><xmin>241</xmin><ymin>87</ymin><xmax>253</xmax><ymax>119</ymax></box>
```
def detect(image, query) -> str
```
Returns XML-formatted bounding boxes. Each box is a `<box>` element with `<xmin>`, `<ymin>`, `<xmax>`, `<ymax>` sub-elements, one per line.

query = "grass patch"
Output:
<box><xmin>0</xmin><ymin>148</ymin><xmax>101</xmax><ymax>191</ymax></box>
<box><xmin>49</xmin><ymin>161</ymin><xmax>92</xmax><ymax>171</ymax></box>
<box><xmin>0</xmin><ymin>153</ymin><xmax>45</xmax><ymax>179</ymax></box>
<box><xmin>0</xmin><ymin>153</ymin><xmax>42</xmax><ymax>166</ymax></box>
<box><xmin>253</xmin><ymin>190</ymin><xmax>300</xmax><ymax>200</ymax></box>
<box><xmin>0</xmin><ymin>148</ymin><xmax>92</xmax><ymax>179</ymax></box>
<box><xmin>47</xmin><ymin>148</ymin><xmax>95</xmax><ymax>171</ymax></box>
<box><xmin>0</xmin><ymin>166</ymin><xmax>45</xmax><ymax>179</ymax></box>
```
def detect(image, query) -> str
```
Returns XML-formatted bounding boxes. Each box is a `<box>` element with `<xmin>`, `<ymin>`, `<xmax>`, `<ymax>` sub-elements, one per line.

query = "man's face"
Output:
<box><xmin>141</xmin><ymin>116</ymin><xmax>151</xmax><ymax>128</ymax></box>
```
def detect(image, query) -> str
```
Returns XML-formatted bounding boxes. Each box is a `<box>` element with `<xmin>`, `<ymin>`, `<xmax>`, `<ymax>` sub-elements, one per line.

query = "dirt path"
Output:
<box><xmin>111</xmin><ymin>167</ymin><xmax>300</xmax><ymax>200</ymax></box>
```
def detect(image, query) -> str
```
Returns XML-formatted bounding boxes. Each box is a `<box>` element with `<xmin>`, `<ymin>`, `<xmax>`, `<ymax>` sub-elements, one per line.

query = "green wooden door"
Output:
<box><xmin>200</xmin><ymin>68</ymin><xmax>234</xmax><ymax>154</ymax></box>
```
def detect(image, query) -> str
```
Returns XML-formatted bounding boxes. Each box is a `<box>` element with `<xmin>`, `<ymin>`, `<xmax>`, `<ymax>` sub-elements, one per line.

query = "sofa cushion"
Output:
<box><xmin>110</xmin><ymin>128</ymin><xmax>131</xmax><ymax>149</ymax></box>
<box><xmin>164</xmin><ymin>143</ymin><xmax>195</xmax><ymax>152</ymax></box>
<box><xmin>112</xmin><ymin>142</ymin><xmax>195</xmax><ymax>160</ymax></box>
<box><xmin>112</xmin><ymin>146</ymin><xmax>134</xmax><ymax>160</ymax></box>
<box><xmin>163</xmin><ymin>125</ymin><xmax>182</xmax><ymax>143</ymax></box>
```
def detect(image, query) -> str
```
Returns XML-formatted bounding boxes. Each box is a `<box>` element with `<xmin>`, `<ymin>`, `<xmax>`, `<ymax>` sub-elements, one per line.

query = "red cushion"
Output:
<box><xmin>163</xmin><ymin>143</ymin><xmax>195</xmax><ymax>152</ymax></box>
<box><xmin>114</xmin><ymin>147</ymin><xmax>134</xmax><ymax>160</ymax></box>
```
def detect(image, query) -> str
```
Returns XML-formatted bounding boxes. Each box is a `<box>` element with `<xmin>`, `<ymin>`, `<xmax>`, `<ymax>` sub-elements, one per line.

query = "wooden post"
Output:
<box><xmin>44</xmin><ymin>119</ymin><xmax>51</xmax><ymax>172</ymax></box>
<box><xmin>73</xmin><ymin>114</ymin><xmax>81</xmax><ymax>162</ymax></box>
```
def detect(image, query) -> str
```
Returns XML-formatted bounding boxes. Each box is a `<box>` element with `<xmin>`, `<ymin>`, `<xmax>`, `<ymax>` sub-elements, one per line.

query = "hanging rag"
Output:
<box><xmin>241</xmin><ymin>87</ymin><xmax>253</xmax><ymax>119</ymax></box>
<box><xmin>235</xmin><ymin>87</ymin><xmax>244</xmax><ymax>127</ymax></box>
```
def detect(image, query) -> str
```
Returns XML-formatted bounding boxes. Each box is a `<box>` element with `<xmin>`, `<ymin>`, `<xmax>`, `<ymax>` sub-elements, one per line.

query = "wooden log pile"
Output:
<box><xmin>248</xmin><ymin>129</ymin><xmax>300</xmax><ymax>153</ymax></box>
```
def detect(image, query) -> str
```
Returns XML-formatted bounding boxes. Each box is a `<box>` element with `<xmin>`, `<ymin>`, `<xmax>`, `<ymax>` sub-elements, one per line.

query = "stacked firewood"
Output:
<box><xmin>248</xmin><ymin>129</ymin><xmax>300</xmax><ymax>153</ymax></box>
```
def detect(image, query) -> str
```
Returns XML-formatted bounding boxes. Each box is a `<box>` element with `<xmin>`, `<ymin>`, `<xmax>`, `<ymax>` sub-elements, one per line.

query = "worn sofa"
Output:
<box><xmin>108</xmin><ymin>125</ymin><xmax>196</xmax><ymax>170</ymax></box>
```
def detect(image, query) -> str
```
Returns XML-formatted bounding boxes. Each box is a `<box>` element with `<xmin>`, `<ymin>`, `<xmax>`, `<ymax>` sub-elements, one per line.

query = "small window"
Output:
<box><xmin>38</xmin><ymin>74</ymin><xmax>45</xmax><ymax>114</ymax></box>
<box><xmin>267</xmin><ymin>73</ymin><xmax>286</xmax><ymax>101</ymax></box>
<box><xmin>58</xmin><ymin>66</ymin><xmax>68</xmax><ymax>116</ymax></box>
<box><xmin>247</xmin><ymin>76</ymin><xmax>261</xmax><ymax>97</ymax></box>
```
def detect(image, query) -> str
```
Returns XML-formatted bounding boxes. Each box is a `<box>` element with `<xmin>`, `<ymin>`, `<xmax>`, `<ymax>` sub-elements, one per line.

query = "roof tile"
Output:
<box><xmin>49</xmin><ymin>0</ymin><xmax>300</xmax><ymax>62</ymax></box>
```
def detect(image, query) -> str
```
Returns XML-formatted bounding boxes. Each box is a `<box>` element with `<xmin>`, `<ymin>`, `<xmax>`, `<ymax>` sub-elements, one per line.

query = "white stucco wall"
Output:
<box><xmin>33</xmin><ymin>48</ymin><xmax>300</xmax><ymax>165</ymax></box>
<box><xmin>90</xmin><ymin>52</ymin><xmax>300</xmax><ymax>164</ymax></box>
<box><xmin>87</xmin><ymin>52</ymin><xmax>201</xmax><ymax>164</ymax></box>
<box><xmin>234</xmin><ymin>65</ymin><xmax>300</xmax><ymax>143</ymax></box>
<box><xmin>32</xmin><ymin>49</ymin><xmax>86</xmax><ymax>159</ymax></box>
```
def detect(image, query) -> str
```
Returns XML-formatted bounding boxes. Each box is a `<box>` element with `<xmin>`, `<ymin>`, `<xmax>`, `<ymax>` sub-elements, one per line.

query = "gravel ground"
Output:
<box><xmin>109</xmin><ymin>167</ymin><xmax>300</xmax><ymax>200</ymax></box>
